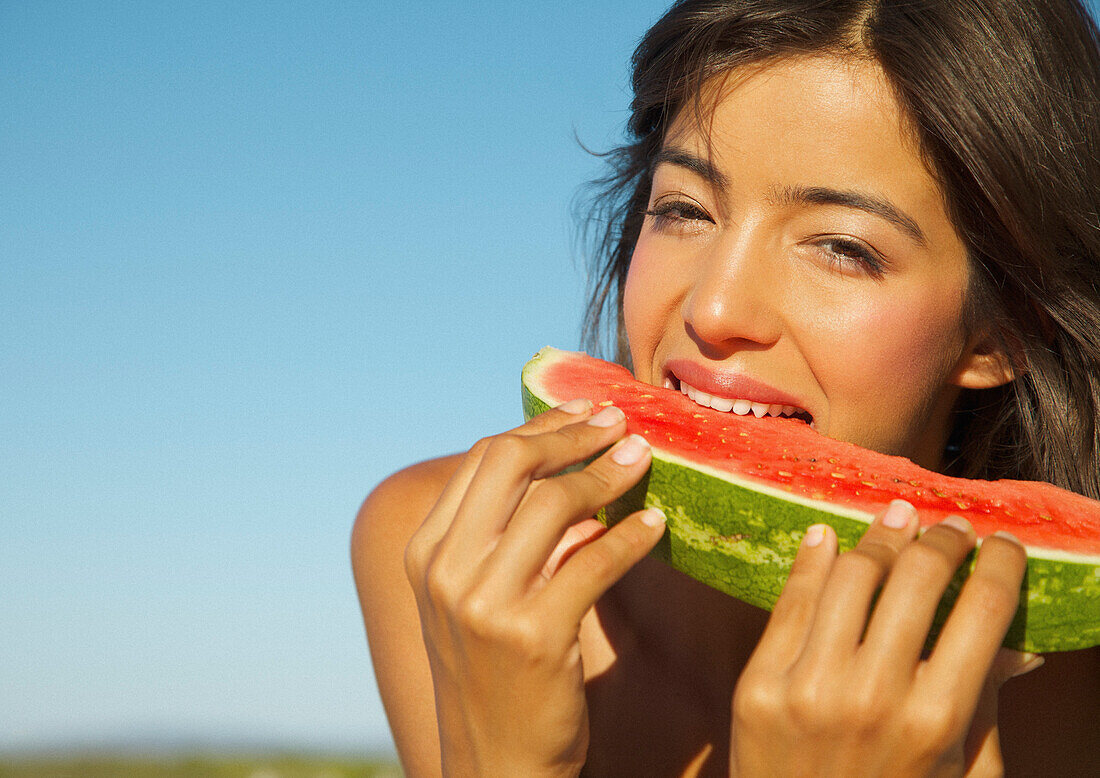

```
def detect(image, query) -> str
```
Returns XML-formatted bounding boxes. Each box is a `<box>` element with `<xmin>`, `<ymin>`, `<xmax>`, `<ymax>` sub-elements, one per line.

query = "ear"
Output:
<box><xmin>950</xmin><ymin>329</ymin><xmax>1020</xmax><ymax>390</ymax></box>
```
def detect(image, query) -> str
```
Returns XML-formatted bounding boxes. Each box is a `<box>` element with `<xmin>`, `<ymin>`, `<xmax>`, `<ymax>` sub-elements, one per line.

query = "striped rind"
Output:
<box><xmin>523</xmin><ymin>350</ymin><xmax>1100</xmax><ymax>652</ymax></box>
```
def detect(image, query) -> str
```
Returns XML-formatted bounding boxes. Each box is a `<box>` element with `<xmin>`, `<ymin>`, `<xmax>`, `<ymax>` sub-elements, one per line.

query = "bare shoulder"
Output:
<box><xmin>351</xmin><ymin>454</ymin><xmax>463</xmax><ymax>778</ymax></box>
<box><xmin>352</xmin><ymin>454</ymin><xmax>463</xmax><ymax>559</ymax></box>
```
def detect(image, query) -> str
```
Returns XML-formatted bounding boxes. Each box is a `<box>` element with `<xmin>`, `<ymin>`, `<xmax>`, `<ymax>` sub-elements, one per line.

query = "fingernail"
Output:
<box><xmin>992</xmin><ymin>529</ymin><xmax>1023</xmax><ymax>546</ymax></box>
<box><xmin>940</xmin><ymin>515</ymin><xmax>973</xmax><ymax>534</ymax></box>
<box><xmin>611</xmin><ymin>434</ymin><xmax>650</xmax><ymax>465</ymax></box>
<box><xmin>640</xmin><ymin>507</ymin><xmax>666</xmax><ymax>527</ymax></box>
<box><xmin>1011</xmin><ymin>653</ymin><xmax>1044</xmax><ymax>678</ymax></box>
<box><xmin>803</xmin><ymin>524</ymin><xmax>827</xmax><ymax>547</ymax></box>
<box><xmin>587</xmin><ymin>405</ymin><xmax>625</xmax><ymax>427</ymax></box>
<box><xmin>882</xmin><ymin>499</ymin><xmax>915</xmax><ymax>529</ymax></box>
<box><xmin>556</xmin><ymin>398</ymin><xmax>592</xmax><ymax>414</ymax></box>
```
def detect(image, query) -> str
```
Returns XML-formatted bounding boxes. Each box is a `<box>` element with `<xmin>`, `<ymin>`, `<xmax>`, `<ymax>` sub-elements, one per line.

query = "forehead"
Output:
<box><xmin>660</xmin><ymin>54</ymin><xmax>947</xmax><ymax>218</ymax></box>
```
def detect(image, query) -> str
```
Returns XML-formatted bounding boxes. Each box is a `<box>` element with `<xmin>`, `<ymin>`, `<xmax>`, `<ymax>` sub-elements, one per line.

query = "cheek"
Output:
<box><xmin>827</xmin><ymin>289</ymin><xmax>967</xmax><ymax>402</ymax></box>
<box><xmin>622</xmin><ymin>238</ymin><xmax>679</xmax><ymax>367</ymax></box>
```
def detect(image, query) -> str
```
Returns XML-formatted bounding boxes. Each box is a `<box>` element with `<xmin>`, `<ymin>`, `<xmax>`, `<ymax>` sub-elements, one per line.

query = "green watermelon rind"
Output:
<box><xmin>523</xmin><ymin>367</ymin><xmax>1100</xmax><ymax>653</ymax></box>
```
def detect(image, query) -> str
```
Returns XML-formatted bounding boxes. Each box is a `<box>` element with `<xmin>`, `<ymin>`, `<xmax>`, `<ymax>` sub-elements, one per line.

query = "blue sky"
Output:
<box><xmin>4</xmin><ymin>0</ymin><xmax>1097</xmax><ymax>758</ymax></box>
<box><xmin>1</xmin><ymin>0</ymin><xmax>670</xmax><ymax>755</ymax></box>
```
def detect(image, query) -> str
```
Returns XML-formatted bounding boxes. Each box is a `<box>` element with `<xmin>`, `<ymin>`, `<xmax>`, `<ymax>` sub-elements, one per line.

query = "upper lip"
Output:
<box><xmin>664</xmin><ymin>359</ymin><xmax>810</xmax><ymax>416</ymax></box>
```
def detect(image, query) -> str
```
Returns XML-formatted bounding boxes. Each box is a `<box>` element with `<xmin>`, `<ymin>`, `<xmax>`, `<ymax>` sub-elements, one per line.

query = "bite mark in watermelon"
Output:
<box><xmin>521</xmin><ymin>347</ymin><xmax>1100</xmax><ymax>652</ymax></box>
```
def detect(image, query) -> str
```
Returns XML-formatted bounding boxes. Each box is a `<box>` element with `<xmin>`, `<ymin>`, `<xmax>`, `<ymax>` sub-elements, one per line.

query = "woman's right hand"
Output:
<box><xmin>403</xmin><ymin>399</ymin><xmax>667</xmax><ymax>777</ymax></box>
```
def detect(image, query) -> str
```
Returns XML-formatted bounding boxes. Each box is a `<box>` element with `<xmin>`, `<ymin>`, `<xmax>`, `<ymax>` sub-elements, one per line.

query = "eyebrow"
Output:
<box><xmin>652</xmin><ymin>147</ymin><xmax>730</xmax><ymax>191</ymax></box>
<box><xmin>652</xmin><ymin>146</ymin><xmax>928</xmax><ymax>247</ymax></box>
<box><xmin>773</xmin><ymin>184</ymin><xmax>928</xmax><ymax>247</ymax></box>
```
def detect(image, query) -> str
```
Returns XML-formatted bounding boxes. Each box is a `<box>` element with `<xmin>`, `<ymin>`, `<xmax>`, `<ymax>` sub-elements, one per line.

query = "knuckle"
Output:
<box><xmin>732</xmin><ymin>676</ymin><xmax>782</xmax><ymax>726</ymax></box>
<box><xmin>855</xmin><ymin>538</ymin><xmax>901</xmax><ymax>564</ymax></box>
<box><xmin>575</xmin><ymin>542</ymin><xmax>619</xmax><ymax>582</ymax></box>
<box><xmin>786</xmin><ymin>676</ymin><xmax>830</xmax><ymax>732</ymax></box>
<box><xmin>904</xmin><ymin>698</ymin><xmax>960</xmax><ymax>748</ymax></box>
<box><xmin>483</xmin><ymin>433</ymin><xmax>532</xmax><ymax>468</ymax></box>
<box><xmin>840</xmin><ymin>683</ymin><xmax>887</xmax><ymax>735</ymax></box>
<box><xmin>611</xmin><ymin>522</ymin><xmax>652</xmax><ymax>557</ymax></box>
<box><xmin>897</xmin><ymin>541</ymin><xmax>956</xmax><ymax>577</ymax></box>
<box><xmin>893</xmin><ymin>545</ymin><xmax>963</xmax><ymax>585</ymax></box>
<box><xmin>423</xmin><ymin>562</ymin><xmax>460</xmax><ymax>608</ymax></box>
<box><xmin>836</xmin><ymin>547</ymin><xmax>889</xmax><ymax>581</ymax></box>
<box><xmin>529</xmin><ymin>478</ymin><xmax>574</xmax><ymax>516</ymax></box>
<box><xmin>505</xmin><ymin>613</ymin><xmax>550</xmax><ymax>660</ymax></box>
<box><xmin>580</xmin><ymin>460</ymin><xmax>621</xmax><ymax>493</ymax></box>
<box><xmin>403</xmin><ymin>536</ymin><xmax>429</xmax><ymax>584</ymax></box>
<box><xmin>455</xmin><ymin>592</ymin><xmax>496</xmax><ymax>636</ymax></box>
<box><xmin>467</xmin><ymin>435</ymin><xmax>495</xmax><ymax>459</ymax></box>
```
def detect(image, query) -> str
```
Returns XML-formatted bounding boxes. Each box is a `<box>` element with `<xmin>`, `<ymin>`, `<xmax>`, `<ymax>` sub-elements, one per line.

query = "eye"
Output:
<box><xmin>644</xmin><ymin>199</ymin><xmax>713</xmax><ymax>234</ymax></box>
<box><xmin>814</xmin><ymin>237</ymin><xmax>887</xmax><ymax>278</ymax></box>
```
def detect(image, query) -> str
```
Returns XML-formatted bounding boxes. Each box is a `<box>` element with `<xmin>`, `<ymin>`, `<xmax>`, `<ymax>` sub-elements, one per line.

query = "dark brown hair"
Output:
<box><xmin>578</xmin><ymin>0</ymin><xmax>1100</xmax><ymax>497</ymax></box>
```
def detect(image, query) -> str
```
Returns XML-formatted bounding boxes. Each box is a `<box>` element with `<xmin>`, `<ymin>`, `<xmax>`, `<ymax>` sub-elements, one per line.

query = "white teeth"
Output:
<box><xmin>710</xmin><ymin>396</ymin><xmax>734</xmax><ymax>412</ymax></box>
<box><xmin>676</xmin><ymin>379</ymin><xmax>809</xmax><ymax>421</ymax></box>
<box><xmin>664</xmin><ymin>377</ymin><xmax>674</xmax><ymax>390</ymax></box>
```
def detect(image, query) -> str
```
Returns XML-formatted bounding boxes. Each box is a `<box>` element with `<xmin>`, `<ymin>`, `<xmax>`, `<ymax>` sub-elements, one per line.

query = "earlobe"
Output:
<box><xmin>951</xmin><ymin>331</ymin><xmax>1020</xmax><ymax>390</ymax></box>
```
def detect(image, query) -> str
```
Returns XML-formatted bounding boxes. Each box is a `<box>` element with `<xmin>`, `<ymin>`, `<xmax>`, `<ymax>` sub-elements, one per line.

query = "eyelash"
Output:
<box><xmin>814</xmin><ymin>237</ymin><xmax>887</xmax><ymax>278</ymax></box>
<box><xmin>644</xmin><ymin>199</ymin><xmax>887</xmax><ymax>278</ymax></box>
<box><xmin>644</xmin><ymin>200</ymin><xmax>712</xmax><ymax>232</ymax></box>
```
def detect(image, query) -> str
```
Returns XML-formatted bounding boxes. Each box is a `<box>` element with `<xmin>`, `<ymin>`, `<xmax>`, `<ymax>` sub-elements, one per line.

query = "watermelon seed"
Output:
<box><xmin>831</xmin><ymin>472</ymin><xmax>845</xmax><ymax>479</ymax></box>
<box><xmin>778</xmin><ymin>471</ymin><xmax>793</xmax><ymax>477</ymax></box>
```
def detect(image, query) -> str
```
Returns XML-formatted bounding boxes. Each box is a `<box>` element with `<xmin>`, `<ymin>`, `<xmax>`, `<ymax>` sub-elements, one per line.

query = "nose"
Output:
<box><xmin>681</xmin><ymin>231</ymin><xmax>784</xmax><ymax>350</ymax></box>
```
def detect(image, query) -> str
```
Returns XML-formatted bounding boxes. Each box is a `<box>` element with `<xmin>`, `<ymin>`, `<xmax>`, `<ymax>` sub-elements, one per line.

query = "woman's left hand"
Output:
<box><xmin>729</xmin><ymin>500</ymin><xmax>1033</xmax><ymax>777</ymax></box>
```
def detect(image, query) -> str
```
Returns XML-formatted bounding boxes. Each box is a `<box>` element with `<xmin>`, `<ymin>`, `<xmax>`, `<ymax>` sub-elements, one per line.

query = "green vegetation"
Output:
<box><xmin>0</xmin><ymin>754</ymin><xmax>402</xmax><ymax>778</ymax></box>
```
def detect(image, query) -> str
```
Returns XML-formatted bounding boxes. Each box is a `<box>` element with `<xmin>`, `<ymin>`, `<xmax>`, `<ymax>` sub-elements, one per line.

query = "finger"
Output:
<box><xmin>484</xmin><ymin>433</ymin><xmax>653</xmax><ymax>590</ymax></box>
<box><xmin>858</xmin><ymin>516</ymin><xmax>976</xmax><ymax>679</ymax></box>
<box><xmin>922</xmin><ymin>531</ymin><xmax>1027</xmax><ymax>705</ymax></box>
<box><xmin>799</xmin><ymin>500</ymin><xmax>919</xmax><ymax>664</ymax></box>
<box><xmin>750</xmin><ymin>523</ymin><xmax>838</xmax><ymax>670</ymax></box>
<box><xmin>436</xmin><ymin>406</ymin><xmax>629</xmax><ymax>564</ymax></box>
<box><xmin>413</xmin><ymin>399</ymin><xmax>597</xmax><ymax>545</ymax></box>
<box><xmin>536</xmin><ymin>506</ymin><xmax>667</xmax><ymax>626</ymax></box>
<box><xmin>541</xmin><ymin>518</ymin><xmax>608</xmax><ymax>579</ymax></box>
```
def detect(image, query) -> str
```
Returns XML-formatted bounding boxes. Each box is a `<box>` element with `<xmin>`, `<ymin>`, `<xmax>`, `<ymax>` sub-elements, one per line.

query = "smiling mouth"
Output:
<box><xmin>666</xmin><ymin>376</ymin><xmax>815</xmax><ymax>426</ymax></box>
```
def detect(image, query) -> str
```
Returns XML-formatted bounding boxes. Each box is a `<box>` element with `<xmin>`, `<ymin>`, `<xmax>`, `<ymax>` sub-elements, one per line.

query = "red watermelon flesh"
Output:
<box><xmin>539</xmin><ymin>348</ymin><xmax>1100</xmax><ymax>555</ymax></box>
<box><xmin>522</xmin><ymin>347</ymin><xmax>1100</xmax><ymax>651</ymax></box>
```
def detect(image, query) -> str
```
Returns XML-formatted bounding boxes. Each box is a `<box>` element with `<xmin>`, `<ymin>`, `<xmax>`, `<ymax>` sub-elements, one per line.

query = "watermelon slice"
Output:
<box><xmin>521</xmin><ymin>347</ymin><xmax>1100</xmax><ymax>652</ymax></box>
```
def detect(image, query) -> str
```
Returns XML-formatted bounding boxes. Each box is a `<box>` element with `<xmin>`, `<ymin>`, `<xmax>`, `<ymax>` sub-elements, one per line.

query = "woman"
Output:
<box><xmin>354</xmin><ymin>1</ymin><xmax>1100</xmax><ymax>774</ymax></box>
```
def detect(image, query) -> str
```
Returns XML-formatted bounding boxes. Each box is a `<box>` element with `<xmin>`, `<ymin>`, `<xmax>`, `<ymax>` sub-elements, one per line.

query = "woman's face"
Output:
<box><xmin>625</xmin><ymin>55</ymin><xmax>996</xmax><ymax>469</ymax></box>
